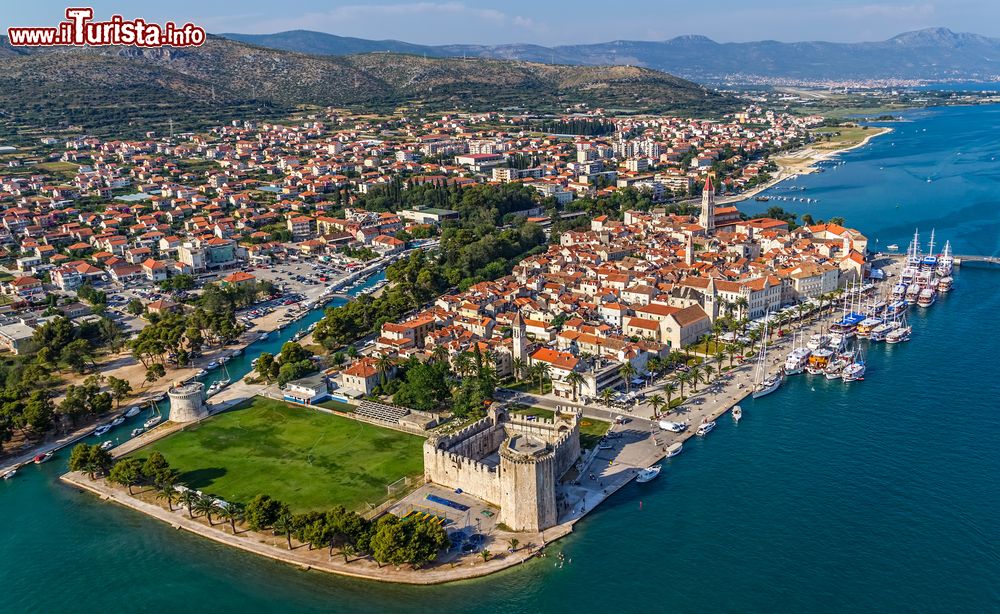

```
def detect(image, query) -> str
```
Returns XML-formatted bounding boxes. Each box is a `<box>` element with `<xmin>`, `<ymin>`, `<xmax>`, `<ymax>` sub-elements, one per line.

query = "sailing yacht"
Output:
<box><xmin>142</xmin><ymin>400</ymin><xmax>163</xmax><ymax>429</ymax></box>
<box><xmin>752</xmin><ymin>314</ymin><xmax>783</xmax><ymax>399</ymax></box>
<box><xmin>885</xmin><ymin>316</ymin><xmax>912</xmax><ymax>344</ymax></box>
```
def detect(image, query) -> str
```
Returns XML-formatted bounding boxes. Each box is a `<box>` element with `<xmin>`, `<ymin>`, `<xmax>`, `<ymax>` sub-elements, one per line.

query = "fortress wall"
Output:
<box><xmin>422</xmin><ymin>442</ymin><xmax>502</xmax><ymax>504</ymax></box>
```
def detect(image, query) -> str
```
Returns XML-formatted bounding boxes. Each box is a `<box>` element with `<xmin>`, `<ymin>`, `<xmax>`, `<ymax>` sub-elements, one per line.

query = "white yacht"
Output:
<box><xmin>784</xmin><ymin>348</ymin><xmax>810</xmax><ymax>375</ymax></box>
<box><xmin>696</xmin><ymin>421</ymin><xmax>716</xmax><ymax>436</ymax></box>
<box><xmin>124</xmin><ymin>406</ymin><xmax>142</xmax><ymax>418</ymax></box>
<box><xmin>99</xmin><ymin>440</ymin><xmax>114</xmax><ymax>451</ymax></box>
<box><xmin>806</xmin><ymin>333</ymin><xmax>830</xmax><ymax>351</ymax></box>
<box><xmin>732</xmin><ymin>406</ymin><xmax>743</xmax><ymax>422</ymax></box>
<box><xmin>93</xmin><ymin>424</ymin><xmax>112</xmax><ymax>437</ymax></box>
<box><xmin>664</xmin><ymin>442</ymin><xmax>683</xmax><ymax>458</ymax></box>
<box><xmin>636</xmin><ymin>465</ymin><xmax>662</xmax><ymax>483</ymax></box>
<box><xmin>917</xmin><ymin>288</ymin><xmax>936</xmax><ymax>308</ymax></box>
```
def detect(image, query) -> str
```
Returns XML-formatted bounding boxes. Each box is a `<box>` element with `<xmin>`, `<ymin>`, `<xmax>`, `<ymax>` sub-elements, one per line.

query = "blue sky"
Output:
<box><xmin>4</xmin><ymin>1</ymin><xmax>996</xmax><ymax>45</ymax></box>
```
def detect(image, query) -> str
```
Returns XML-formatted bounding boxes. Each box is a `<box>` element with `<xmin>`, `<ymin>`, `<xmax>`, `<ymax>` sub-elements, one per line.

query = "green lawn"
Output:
<box><xmin>578</xmin><ymin>417</ymin><xmax>611</xmax><ymax>449</ymax></box>
<box><xmin>140</xmin><ymin>397</ymin><xmax>425</xmax><ymax>512</ymax></box>
<box><xmin>509</xmin><ymin>405</ymin><xmax>554</xmax><ymax>420</ymax></box>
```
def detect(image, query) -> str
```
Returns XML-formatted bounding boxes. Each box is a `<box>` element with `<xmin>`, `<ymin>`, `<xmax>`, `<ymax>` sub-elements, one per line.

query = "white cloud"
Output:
<box><xmin>829</xmin><ymin>3</ymin><xmax>935</xmax><ymax>20</ymax></box>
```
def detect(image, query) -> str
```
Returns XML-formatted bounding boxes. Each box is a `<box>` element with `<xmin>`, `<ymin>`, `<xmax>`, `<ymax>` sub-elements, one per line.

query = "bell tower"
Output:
<box><xmin>699</xmin><ymin>175</ymin><xmax>716</xmax><ymax>235</ymax></box>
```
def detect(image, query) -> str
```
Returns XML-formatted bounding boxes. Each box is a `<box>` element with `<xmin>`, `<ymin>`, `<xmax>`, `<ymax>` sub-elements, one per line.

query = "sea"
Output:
<box><xmin>3</xmin><ymin>104</ymin><xmax>1000</xmax><ymax>613</ymax></box>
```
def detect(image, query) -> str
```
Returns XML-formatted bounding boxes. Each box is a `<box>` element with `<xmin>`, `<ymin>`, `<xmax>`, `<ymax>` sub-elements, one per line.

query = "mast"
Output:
<box><xmin>927</xmin><ymin>228</ymin><xmax>936</xmax><ymax>258</ymax></box>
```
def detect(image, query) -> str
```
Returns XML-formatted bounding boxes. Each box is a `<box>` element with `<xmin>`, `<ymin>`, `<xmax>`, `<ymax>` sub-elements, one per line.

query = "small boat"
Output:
<box><xmin>664</xmin><ymin>442</ymin><xmax>683</xmax><ymax>458</ymax></box>
<box><xmin>784</xmin><ymin>347</ymin><xmax>810</xmax><ymax>375</ymax></box>
<box><xmin>100</xmin><ymin>440</ymin><xmax>114</xmax><ymax>451</ymax></box>
<box><xmin>124</xmin><ymin>406</ymin><xmax>142</xmax><ymax>418</ymax></box>
<box><xmin>259</xmin><ymin>332</ymin><xmax>269</xmax><ymax>341</ymax></box>
<box><xmin>636</xmin><ymin>465</ymin><xmax>662</xmax><ymax>483</ymax></box>
<box><xmin>842</xmin><ymin>360</ymin><xmax>866</xmax><ymax>382</ymax></box>
<box><xmin>143</xmin><ymin>416</ymin><xmax>163</xmax><ymax>429</ymax></box>
<box><xmin>886</xmin><ymin>244</ymin><xmax>899</xmax><ymax>251</ymax></box>
<box><xmin>886</xmin><ymin>326</ymin><xmax>912</xmax><ymax>344</ymax></box>
<box><xmin>732</xmin><ymin>406</ymin><xmax>742</xmax><ymax>422</ymax></box>
<box><xmin>33</xmin><ymin>452</ymin><xmax>54</xmax><ymax>464</ymax></box>
<box><xmin>195</xmin><ymin>370</ymin><xmax>207</xmax><ymax>378</ymax></box>
<box><xmin>206</xmin><ymin>362</ymin><xmax>219</xmax><ymax>370</ymax></box>
<box><xmin>2</xmin><ymin>469</ymin><xmax>16</xmax><ymax>480</ymax></box>
<box><xmin>131</xmin><ymin>427</ymin><xmax>146</xmax><ymax>438</ymax></box>
<box><xmin>658</xmin><ymin>420</ymin><xmax>687</xmax><ymax>433</ymax></box>
<box><xmin>93</xmin><ymin>425</ymin><xmax>112</xmax><ymax>437</ymax></box>
<box><xmin>696</xmin><ymin>421</ymin><xmax>716</xmax><ymax>436</ymax></box>
<box><xmin>110</xmin><ymin>416</ymin><xmax>125</xmax><ymax>427</ymax></box>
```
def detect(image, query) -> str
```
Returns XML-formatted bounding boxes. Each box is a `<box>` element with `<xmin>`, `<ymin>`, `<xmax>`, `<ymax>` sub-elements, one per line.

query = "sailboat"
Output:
<box><xmin>842</xmin><ymin>347</ymin><xmax>866</xmax><ymax>382</ymax></box>
<box><xmin>142</xmin><ymin>399</ymin><xmax>163</xmax><ymax>429</ymax></box>
<box><xmin>206</xmin><ymin>362</ymin><xmax>231</xmax><ymax>397</ymax></box>
<box><xmin>752</xmin><ymin>314</ymin><xmax>783</xmax><ymax>399</ymax></box>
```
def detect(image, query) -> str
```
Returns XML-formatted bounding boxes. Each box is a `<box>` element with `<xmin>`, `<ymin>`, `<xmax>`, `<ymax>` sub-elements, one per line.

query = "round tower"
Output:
<box><xmin>167</xmin><ymin>382</ymin><xmax>207</xmax><ymax>423</ymax></box>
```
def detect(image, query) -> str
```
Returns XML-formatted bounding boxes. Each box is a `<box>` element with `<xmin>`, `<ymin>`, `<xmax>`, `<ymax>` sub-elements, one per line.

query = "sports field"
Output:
<box><xmin>141</xmin><ymin>397</ymin><xmax>425</xmax><ymax>512</ymax></box>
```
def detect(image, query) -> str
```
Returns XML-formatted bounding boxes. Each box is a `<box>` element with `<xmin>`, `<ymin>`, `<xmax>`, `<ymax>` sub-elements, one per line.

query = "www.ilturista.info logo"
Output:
<box><xmin>7</xmin><ymin>8</ymin><xmax>206</xmax><ymax>47</ymax></box>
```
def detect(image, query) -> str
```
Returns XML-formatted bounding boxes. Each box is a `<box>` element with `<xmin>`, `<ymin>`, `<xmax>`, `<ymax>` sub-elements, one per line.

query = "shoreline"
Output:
<box><xmin>61</xmin><ymin>470</ymin><xmax>568</xmax><ymax>585</ymax></box>
<box><xmin>716</xmin><ymin>126</ymin><xmax>893</xmax><ymax>206</ymax></box>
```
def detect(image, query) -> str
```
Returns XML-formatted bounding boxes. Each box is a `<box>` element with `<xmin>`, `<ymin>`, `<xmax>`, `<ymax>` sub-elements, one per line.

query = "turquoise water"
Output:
<box><xmin>4</xmin><ymin>106</ymin><xmax>1000</xmax><ymax>612</ymax></box>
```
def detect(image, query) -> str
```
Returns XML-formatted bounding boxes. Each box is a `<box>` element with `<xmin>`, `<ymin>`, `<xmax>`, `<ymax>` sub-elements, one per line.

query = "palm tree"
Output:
<box><xmin>156</xmin><ymin>485</ymin><xmax>179</xmax><ymax>512</ymax></box>
<box><xmin>735</xmin><ymin>296</ymin><xmax>749</xmax><ymax>320</ymax></box>
<box><xmin>690</xmin><ymin>365</ymin><xmax>703</xmax><ymax>392</ymax></box>
<box><xmin>431</xmin><ymin>345</ymin><xmax>449</xmax><ymax>364</ymax></box>
<box><xmin>677</xmin><ymin>371</ymin><xmax>691</xmax><ymax>399</ymax></box>
<box><xmin>663</xmin><ymin>382</ymin><xmax>677</xmax><ymax>411</ymax></box>
<box><xmin>179</xmin><ymin>490</ymin><xmax>199</xmax><ymax>519</ymax></box>
<box><xmin>273</xmin><ymin>513</ymin><xmax>294</xmax><ymax>550</ymax></box>
<box><xmin>796</xmin><ymin>303</ymin><xmax>808</xmax><ymax>329</ymax></box>
<box><xmin>648</xmin><ymin>394</ymin><xmax>665</xmax><ymax>418</ymax></box>
<box><xmin>619</xmin><ymin>362</ymin><xmax>637</xmax><ymax>393</ymax></box>
<box><xmin>713</xmin><ymin>350</ymin><xmax>725</xmax><ymax>372</ymax></box>
<box><xmin>600</xmin><ymin>387</ymin><xmax>615</xmax><ymax>407</ymax></box>
<box><xmin>375</xmin><ymin>353</ymin><xmax>394</xmax><ymax>388</ymax></box>
<box><xmin>507</xmin><ymin>537</ymin><xmax>520</xmax><ymax>552</ymax></box>
<box><xmin>340</xmin><ymin>543</ymin><xmax>357</xmax><ymax>563</ymax></box>
<box><xmin>703</xmin><ymin>364</ymin><xmax>716</xmax><ymax>384</ymax></box>
<box><xmin>222</xmin><ymin>503</ymin><xmax>245</xmax><ymax>534</ymax></box>
<box><xmin>480</xmin><ymin>549</ymin><xmax>492</xmax><ymax>563</ymax></box>
<box><xmin>565</xmin><ymin>371</ymin><xmax>584</xmax><ymax>402</ymax></box>
<box><xmin>646</xmin><ymin>357</ymin><xmax>661</xmax><ymax>376</ymax></box>
<box><xmin>534</xmin><ymin>363</ymin><xmax>550</xmax><ymax>394</ymax></box>
<box><xmin>667</xmin><ymin>350</ymin><xmax>684</xmax><ymax>370</ymax></box>
<box><xmin>194</xmin><ymin>495</ymin><xmax>219</xmax><ymax>525</ymax></box>
<box><xmin>453</xmin><ymin>353</ymin><xmax>473</xmax><ymax>379</ymax></box>
<box><xmin>511</xmin><ymin>357</ymin><xmax>525</xmax><ymax>381</ymax></box>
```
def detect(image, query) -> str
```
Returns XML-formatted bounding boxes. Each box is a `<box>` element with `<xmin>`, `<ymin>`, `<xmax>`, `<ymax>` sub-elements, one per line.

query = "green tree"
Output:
<box><xmin>107</xmin><ymin>376</ymin><xmax>133</xmax><ymax>408</ymax></box>
<box><xmin>244</xmin><ymin>494</ymin><xmax>287</xmax><ymax>531</ymax></box>
<box><xmin>273</xmin><ymin>512</ymin><xmax>295</xmax><ymax>550</ymax></box>
<box><xmin>107</xmin><ymin>457</ymin><xmax>143</xmax><ymax>494</ymax></box>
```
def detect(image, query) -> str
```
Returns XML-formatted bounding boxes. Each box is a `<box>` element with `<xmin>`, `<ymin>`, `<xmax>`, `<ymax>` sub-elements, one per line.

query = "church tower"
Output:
<box><xmin>699</xmin><ymin>176</ymin><xmax>716</xmax><ymax>235</ymax></box>
<box><xmin>511</xmin><ymin>310</ymin><xmax>527</xmax><ymax>363</ymax></box>
<box><xmin>705</xmin><ymin>277</ymin><xmax>719</xmax><ymax>322</ymax></box>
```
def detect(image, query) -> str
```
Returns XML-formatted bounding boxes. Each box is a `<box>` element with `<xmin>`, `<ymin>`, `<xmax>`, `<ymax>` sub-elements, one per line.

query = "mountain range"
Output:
<box><xmin>221</xmin><ymin>28</ymin><xmax>1000</xmax><ymax>82</ymax></box>
<box><xmin>0</xmin><ymin>36</ymin><xmax>733</xmax><ymax>137</ymax></box>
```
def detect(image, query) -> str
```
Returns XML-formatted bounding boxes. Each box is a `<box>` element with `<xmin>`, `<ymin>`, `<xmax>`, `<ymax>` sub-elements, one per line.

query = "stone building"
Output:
<box><xmin>423</xmin><ymin>406</ymin><xmax>580</xmax><ymax>532</ymax></box>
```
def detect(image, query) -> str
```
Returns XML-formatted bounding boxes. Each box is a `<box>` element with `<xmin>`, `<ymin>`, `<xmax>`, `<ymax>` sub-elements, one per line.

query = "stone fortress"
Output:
<box><xmin>423</xmin><ymin>405</ymin><xmax>581</xmax><ymax>532</ymax></box>
<box><xmin>167</xmin><ymin>381</ymin><xmax>207</xmax><ymax>423</ymax></box>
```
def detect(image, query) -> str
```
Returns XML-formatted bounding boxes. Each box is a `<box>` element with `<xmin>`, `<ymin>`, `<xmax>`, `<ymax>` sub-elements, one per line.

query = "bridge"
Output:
<box><xmin>878</xmin><ymin>252</ymin><xmax>1000</xmax><ymax>266</ymax></box>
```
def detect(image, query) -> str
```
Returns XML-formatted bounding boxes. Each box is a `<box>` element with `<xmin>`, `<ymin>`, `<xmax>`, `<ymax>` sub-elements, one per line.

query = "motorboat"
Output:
<box><xmin>784</xmin><ymin>347</ymin><xmax>811</xmax><ymax>375</ymax></box>
<box><xmin>664</xmin><ymin>442</ymin><xmax>683</xmax><ymax>458</ymax></box>
<box><xmin>110</xmin><ymin>416</ymin><xmax>125</xmax><ymax>427</ymax></box>
<box><xmin>143</xmin><ymin>416</ymin><xmax>163</xmax><ymax>429</ymax></box>
<box><xmin>93</xmin><ymin>424</ymin><xmax>112</xmax><ymax>437</ymax></box>
<box><xmin>917</xmin><ymin>288</ymin><xmax>936</xmax><ymax>308</ymax></box>
<box><xmin>696</xmin><ymin>421</ymin><xmax>716</xmax><ymax>436</ymax></box>
<box><xmin>937</xmin><ymin>276</ymin><xmax>953</xmax><ymax>293</ymax></box>
<box><xmin>636</xmin><ymin>465</ymin><xmax>662</xmax><ymax>483</ymax></box>
<box><xmin>886</xmin><ymin>326</ymin><xmax>912</xmax><ymax>344</ymax></box>
<box><xmin>806</xmin><ymin>333</ymin><xmax>829</xmax><ymax>351</ymax></box>
<box><xmin>2</xmin><ymin>469</ymin><xmax>15</xmax><ymax>480</ymax></box>
<box><xmin>100</xmin><ymin>440</ymin><xmax>114</xmax><ymax>451</ymax></box>
<box><xmin>658</xmin><ymin>420</ymin><xmax>687</xmax><ymax>433</ymax></box>
<box><xmin>824</xmin><ymin>354</ymin><xmax>850</xmax><ymax>379</ymax></box>
<box><xmin>843</xmin><ymin>359</ymin><xmax>866</xmax><ymax>382</ymax></box>
<box><xmin>806</xmin><ymin>348</ymin><xmax>833</xmax><ymax>374</ymax></box>
<box><xmin>33</xmin><ymin>452</ymin><xmax>54</xmax><ymax>464</ymax></box>
<box><xmin>131</xmin><ymin>427</ymin><xmax>145</xmax><ymax>438</ymax></box>
<box><xmin>732</xmin><ymin>406</ymin><xmax>743</xmax><ymax>422</ymax></box>
<box><xmin>206</xmin><ymin>361</ymin><xmax>219</xmax><ymax>370</ymax></box>
<box><xmin>124</xmin><ymin>406</ymin><xmax>142</xmax><ymax>418</ymax></box>
<box><xmin>869</xmin><ymin>320</ymin><xmax>900</xmax><ymax>342</ymax></box>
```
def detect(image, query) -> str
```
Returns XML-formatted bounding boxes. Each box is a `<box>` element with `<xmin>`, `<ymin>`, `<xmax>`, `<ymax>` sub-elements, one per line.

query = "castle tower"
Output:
<box><xmin>511</xmin><ymin>310</ymin><xmax>527</xmax><ymax>364</ymax></box>
<box><xmin>699</xmin><ymin>176</ymin><xmax>716</xmax><ymax>235</ymax></box>
<box><xmin>498</xmin><ymin>434</ymin><xmax>558</xmax><ymax>532</ymax></box>
<box><xmin>167</xmin><ymin>382</ymin><xmax>207</xmax><ymax>423</ymax></box>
